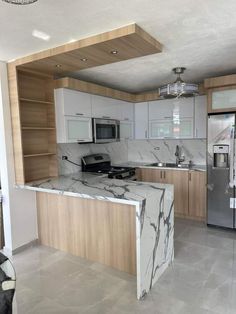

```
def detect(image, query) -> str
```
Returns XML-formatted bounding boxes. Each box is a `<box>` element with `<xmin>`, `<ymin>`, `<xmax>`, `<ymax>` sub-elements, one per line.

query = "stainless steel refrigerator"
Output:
<box><xmin>207</xmin><ymin>113</ymin><xmax>236</xmax><ymax>229</ymax></box>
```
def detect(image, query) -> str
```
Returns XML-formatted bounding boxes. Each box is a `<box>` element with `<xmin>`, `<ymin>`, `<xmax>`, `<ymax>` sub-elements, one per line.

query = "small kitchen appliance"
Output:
<box><xmin>81</xmin><ymin>153</ymin><xmax>136</xmax><ymax>180</ymax></box>
<box><xmin>93</xmin><ymin>118</ymin><xmax>120</xmax><ymax>143</ymax></box>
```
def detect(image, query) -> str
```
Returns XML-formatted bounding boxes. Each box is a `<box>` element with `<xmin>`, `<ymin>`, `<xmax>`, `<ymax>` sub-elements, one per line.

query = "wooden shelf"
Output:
<box><xmin>22</xmin><ymin>127</ymin><xmax>55</xmax><ymax>130</ymax></box>
<box><xmin>20</xmin><ymin>98</ymin><xmax>54</xmax><ymax>105</ymax></box>
<box><xmin>24</xmin><ymin>153</ymin><xmax>56</xmax><ymax>158</ymax></box>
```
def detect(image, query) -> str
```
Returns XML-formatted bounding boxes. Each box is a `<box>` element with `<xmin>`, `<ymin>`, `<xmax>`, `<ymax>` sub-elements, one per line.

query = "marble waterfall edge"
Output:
<box><xmin>20</xmin><ymin>173</ymin><xmax>174</xmax><ymax>300</ymax></box>
<box><xmin>137</xmin><ymin>184</ymin><xmax>174</xmax><ymax>299</ymax></box>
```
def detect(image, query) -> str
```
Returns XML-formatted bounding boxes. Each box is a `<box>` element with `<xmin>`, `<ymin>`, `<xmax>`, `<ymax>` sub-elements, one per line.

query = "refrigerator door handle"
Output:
<box><xmin>229</xmin><ymin>126</ymin><xmax>236</xmax><ymax>188</ymax></box>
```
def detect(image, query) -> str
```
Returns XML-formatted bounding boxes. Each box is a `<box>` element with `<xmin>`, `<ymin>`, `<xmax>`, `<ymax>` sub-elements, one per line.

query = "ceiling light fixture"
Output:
<box><xmin>32</xmin><ymin>29</ymin><xmax>50</xmax><ymax>41</ymax></box>
<box><xmin>2</xmin><ymin>0</ymin><xmax>38</xmax><ymax>4</ymax></box>
<box><xmin>55</xmin><ymin>64</ymin><xmax>62</xmax><ymax>68</ymax></box>
<box><xmin>110</xmin><ymin>50</ymin><xmax>118</xmax><ymax>55</ymax></box>
<box><xmin>80</xmin><ymin>58</ymin><xmax>88</xmax><ymax>62</ymax></box>
<box><xmin>159</xmin><ymin>67</ymin><xmax>199</xmax><ymax>99</ymax></box>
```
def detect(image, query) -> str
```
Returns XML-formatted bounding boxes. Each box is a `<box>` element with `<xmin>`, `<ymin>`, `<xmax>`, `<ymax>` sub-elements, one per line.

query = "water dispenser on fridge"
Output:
<box><xmin>213</xmin><ymin>145</ymin><xmax>229</xmax><ymax>169</ymax></box>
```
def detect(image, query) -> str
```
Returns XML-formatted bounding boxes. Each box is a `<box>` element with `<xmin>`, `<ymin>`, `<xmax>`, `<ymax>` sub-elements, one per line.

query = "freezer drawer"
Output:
<box><xmin>207</xmin><ymin>167</ymin><xmax>234</xmax><ymax>228</ymax></box>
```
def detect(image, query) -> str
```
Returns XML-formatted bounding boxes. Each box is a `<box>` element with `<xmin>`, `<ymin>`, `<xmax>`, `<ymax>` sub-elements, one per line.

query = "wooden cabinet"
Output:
<box><xmin>137</xmin><ymin>167</ymin><xmax>206</xmax><ymax>221</ymax></box>
<box><xmin>134</xmin><ymin>102</ymin><xmax>148</xmax><ymax>139</ymax></box>
<box><xmin>194</xmin><ymin>95</ymin><xmax>207</xmax><ymax>138</ymax></box>
<box><xmin>188</xmin><ymin>171</ymin><xmax>206</xmax><ymax>220</ymax></box>
<box><xmin>11</xmin><ymin>70</ymin><xmax>58</xmax><ymax>184</ymax></box>
<box><xmin>162</xmin><ymin>170</ymin><xmax>189</xmax><ymax>216</ymax></box>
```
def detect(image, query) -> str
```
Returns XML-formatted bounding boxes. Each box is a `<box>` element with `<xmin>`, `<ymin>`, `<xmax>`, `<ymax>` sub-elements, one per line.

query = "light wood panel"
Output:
<box><xmin>37</xmin><ymin>192</ymin><xmax>136</xmax><ymax>275</ymax></box>
<box><xmin>188</xmin><ymin>171</ymin><xmax>206</xmax><ymax>221</ymax></box>
<box><xmin>54</xmin><ymin>77</ymin><xmax>136</xmax><ymax>102</ymax></box>
<box><xmin>204</xmin><ymin>74</ymin><xmax>236</xmax><ymax>89</ymax></box>
<box><xmin>162</xmin><ymin>170</ymin><xmax>189</xmax><ymax>216</ymax></box>
<box><xmin>11</xmin><ymin>24</ymin><xmax>162</xmax><ymax>76</ymax></box>
<box><xmin>55</xmin><ymin>77</ymin><xmax>206</xmax><ymax>103</ymax></box>
<box><xmin>8</xmin><ymin>63</ymin><xmax>25</xmax><ymax>184</ymax></box>
<box><xmin>24</xmin><ymin>155</ymin><xmax>57</xmax><ymax>182</ymax></box>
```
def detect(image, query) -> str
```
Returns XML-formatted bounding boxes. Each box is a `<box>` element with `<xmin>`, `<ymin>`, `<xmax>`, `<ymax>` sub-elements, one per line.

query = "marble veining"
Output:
<box><xmin>58</xmin><ymin>139</ymin><xmax>206</xmax><ymax>175</ymax></box>
<box><xmin>18</xmin><ymin>172</ymin><xmax>174</xmax><ymax>300</ymax></box>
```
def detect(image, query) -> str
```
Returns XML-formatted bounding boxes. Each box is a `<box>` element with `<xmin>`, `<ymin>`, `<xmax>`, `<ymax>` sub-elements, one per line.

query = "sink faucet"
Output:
<box><xmin>175</xmin><ymin>145</ymin><xmax>185</xmax><ymax>165</ymax></box>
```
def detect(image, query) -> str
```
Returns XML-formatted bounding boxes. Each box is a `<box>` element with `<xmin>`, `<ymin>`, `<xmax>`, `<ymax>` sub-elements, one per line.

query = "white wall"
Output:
<box><xmin>0</xmin><ymin>61</ymin><xmax>38</xmax><ymax>254</ymax></box>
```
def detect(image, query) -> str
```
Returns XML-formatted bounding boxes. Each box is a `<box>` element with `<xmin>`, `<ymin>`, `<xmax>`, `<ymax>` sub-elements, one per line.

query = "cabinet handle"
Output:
<box><xmin>124</xmin><ymin>118</ymin><xmax>129</xmax><ymax>121</ymax></box>
<box><xmin>163</xmin><ymin>171</ymin><xmax>166</xmax><ymax>179</ymax></box>
<box><xmin>76</xmin><ymin>113</ymin><xmax>84</xmax><ymax>116</ymax></box>
<box><xmin>189</xmin><ymin>172</ymin><xmax>191</xmax><ymax>181</ymax></box>
<box><xmin>145</xmin><ymin>130</ymin><xmax>148</xmax><ymax>138</ymax></box>
<box><xmin>102</xmin><ymin>116</ymin><xmax>111</xmax><ymax>119</ymax></box>
<box><xmin>164</xmin><ymin>116</ymin><xmax>172</xmax><ymax>119</ymax></box>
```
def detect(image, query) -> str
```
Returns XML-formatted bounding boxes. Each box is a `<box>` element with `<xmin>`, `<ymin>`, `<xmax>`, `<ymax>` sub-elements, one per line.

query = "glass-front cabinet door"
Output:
<box><xmin>211</xmin><ymin>88</ymin><xmax>236</xmax><ymax>111</ymax></box>
<box><xmin>149</xmin><ymin>119</ymin><xmax>173</xmax><ymax>139</ymax></box>
<box><xmin>65</xmin><ymin>116</ymin><xmax>92</xmax><ymax>143</ymax></box>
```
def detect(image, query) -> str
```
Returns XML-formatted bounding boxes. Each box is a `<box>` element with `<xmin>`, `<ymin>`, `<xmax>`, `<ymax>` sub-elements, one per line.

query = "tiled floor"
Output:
<box><xmin>11</xmin><ymin>218</ymin><xmax>236</xmax><ymax>314</ymax></box>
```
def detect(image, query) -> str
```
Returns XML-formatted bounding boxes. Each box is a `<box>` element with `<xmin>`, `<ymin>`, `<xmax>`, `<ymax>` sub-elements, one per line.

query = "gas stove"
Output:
<box><xmin>81</xmin><ymin>154</ymin><xmax>136</xmax><ymax>180</ymax></box>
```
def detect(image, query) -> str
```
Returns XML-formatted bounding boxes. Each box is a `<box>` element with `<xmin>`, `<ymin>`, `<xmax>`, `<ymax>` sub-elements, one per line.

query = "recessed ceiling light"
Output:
<box><xmin>2</xmin><ymin>0</ymin><xmax>37</xmax><ymax>4</ymax></box>
<box><xmin>32</xmin><ymin>29</ymin><xmax>50</xmax><ymax>41</ymax></box>
<box><xmin>110</xmin><ymin>50</ymin><xmax>118</xmax><ymax>55</ymax></box>
<box><xmin>55</xmin><ymin>64</ymin><xmax>62</xmax><ymax>68</ymax></box>
<box><xmin>80</xmin><ymin>58</ymin><xmax>88</xmax><ymax>62</ymax></box>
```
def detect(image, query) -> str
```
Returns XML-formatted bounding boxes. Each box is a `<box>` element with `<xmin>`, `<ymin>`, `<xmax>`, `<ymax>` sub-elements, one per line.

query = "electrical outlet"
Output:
<box><xmin>62</xmin><ymin>155</ymin><xmax>68</xmax><ymax>160</ymax></box>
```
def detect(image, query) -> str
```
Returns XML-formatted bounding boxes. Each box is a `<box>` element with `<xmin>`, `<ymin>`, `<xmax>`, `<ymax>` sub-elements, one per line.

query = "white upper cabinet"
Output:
<box><xmin>120</xmin><ymin>101</ymin><xmax>134</xmax><ymax>121</ymax></box>
<box><xmin>54</xmin><ymin>88</ymin><xmax>92</xmax><ymax>143</ymax></box>
<box><xmin>91</xmin><ymin>95</ymin><xmax>122</xmax><ymax>120</ymax></box>
<box><xmin>149</xmin><ymin>99</ymin><xmax>173</xmax><ymax>120</ymax></box>
<box><xmin>149</xmin><ymin>98</ymin><xmax>194</xmax><ymax>121</ymax></box>
<box><xmin>194</xmin><ymin>95</ymin><xmax>207</xmax><ymax>138</ymax></box>
<box><xmin>134</xmin><ymin>102</ymin><xmax>149</xmax><ymax>139</ymax></box>
<box><xmin>175</xmin><ymin>98</ymin><xmax>194</xmax><ymax>118</ymax></box>
<box><xmin>56</xmin><ymin>88</ymin><xmax>92</xmax><ymax>117</ymax></box>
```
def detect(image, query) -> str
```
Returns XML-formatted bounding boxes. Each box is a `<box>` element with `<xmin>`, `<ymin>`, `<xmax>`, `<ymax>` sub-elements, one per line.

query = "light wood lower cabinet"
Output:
<box><xmin>163</xmin><ymin>170</ymin><xmax>189</xmax><ymax>216</ymax></box>
<box><xmin>188</xmin><ymin>170</ymin><xmax>206</xmax><ymax>220</ymax></box>
<box><xmin>137</xmin><ymin>168</ymin><xmax>206</xmax><ymax>221</ymax></box>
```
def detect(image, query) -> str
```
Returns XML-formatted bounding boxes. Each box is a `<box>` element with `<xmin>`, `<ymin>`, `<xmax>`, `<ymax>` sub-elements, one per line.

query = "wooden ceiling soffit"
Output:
<box><xmin>12</xmin><ymin>24</ymin><xmax>162</xmax><ymax>76</ymax></box>
<box><xmin>204</xmin><ymin>74</ymin><xmax>236</xmax><ymax>89</ymax></box>
<box><xmin>55</xmin><ymin>77</ymin><xmax>206</xmax><ymax>103</ymax></box>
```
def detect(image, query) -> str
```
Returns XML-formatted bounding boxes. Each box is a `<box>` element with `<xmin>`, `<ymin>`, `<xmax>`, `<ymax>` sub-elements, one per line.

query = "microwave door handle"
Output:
<box><xmin>116</xmin><ymin>123</ymin><xmax>120</xmax><ymax>140</ymax></box>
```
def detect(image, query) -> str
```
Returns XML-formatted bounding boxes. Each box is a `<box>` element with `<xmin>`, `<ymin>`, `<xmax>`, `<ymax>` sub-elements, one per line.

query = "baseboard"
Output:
<box><xmin>3</xmin><ymin>239</ymin><xmax>39</xmax><ymax>256</ymax></box>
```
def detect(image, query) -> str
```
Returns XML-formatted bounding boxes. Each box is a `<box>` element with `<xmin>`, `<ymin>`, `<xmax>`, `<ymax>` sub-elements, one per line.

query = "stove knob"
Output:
<box><xmin>116</xmin><ymin>175</ymin><xmax>122</xmax><ymax>179</ymax></box>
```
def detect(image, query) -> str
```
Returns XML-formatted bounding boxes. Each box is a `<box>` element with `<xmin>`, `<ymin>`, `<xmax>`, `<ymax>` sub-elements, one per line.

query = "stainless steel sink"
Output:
<box><xmin>146</xmin><ymin>162</ymin><xmax>190</xmax><ymax>169</ymax></box>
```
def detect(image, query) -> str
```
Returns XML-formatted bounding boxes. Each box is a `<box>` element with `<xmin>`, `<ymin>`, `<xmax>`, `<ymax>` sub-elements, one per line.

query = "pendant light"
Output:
<box><xmin>159</xmin><ymin>67</ymin><xmax>198</xmax><ymax>99</ymax></box>
<box><xmin>2</xmin><ymin>0</ymin><xmax>38</xmax><ymax>4</ymax></box>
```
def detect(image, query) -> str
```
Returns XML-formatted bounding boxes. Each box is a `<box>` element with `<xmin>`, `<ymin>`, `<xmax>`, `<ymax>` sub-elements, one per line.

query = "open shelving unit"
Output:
<box><xmin>17</xmin><ymin>70</ymin><xmax>58</xmax><ymax>183</ymax></box>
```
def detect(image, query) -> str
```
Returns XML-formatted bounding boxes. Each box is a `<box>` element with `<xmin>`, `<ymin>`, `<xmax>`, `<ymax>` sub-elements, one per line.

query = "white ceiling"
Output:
<box><xmin>1</xmin><ymin>0</ymin><xmax>236</xmax><ymax>92</ymax></box>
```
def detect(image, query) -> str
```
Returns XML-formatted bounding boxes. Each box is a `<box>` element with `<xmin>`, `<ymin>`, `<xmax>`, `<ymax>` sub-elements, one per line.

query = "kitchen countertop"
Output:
<box><xmin>18</xmin><ymin>172</ymin><xmax>173</xmax><ymax>206</ymax></box>
<box><xmin>114</xmin><ymin>161</ymin><xmax>206</xmax><ymax>172</ymax></box>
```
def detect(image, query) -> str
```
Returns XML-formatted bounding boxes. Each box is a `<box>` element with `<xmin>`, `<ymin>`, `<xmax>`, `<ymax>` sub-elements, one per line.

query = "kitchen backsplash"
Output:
<box><xmin>58</xmin><ymin>139</ymin><xmax>206</xmax><ymax>175</ymax></box>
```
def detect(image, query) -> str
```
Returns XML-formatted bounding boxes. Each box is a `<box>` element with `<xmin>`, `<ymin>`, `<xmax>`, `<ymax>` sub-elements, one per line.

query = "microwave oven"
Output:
<box><xmin>93</xmin><ymin>118</ymin><xmax>120</xmax><ymax>143</ymax></box>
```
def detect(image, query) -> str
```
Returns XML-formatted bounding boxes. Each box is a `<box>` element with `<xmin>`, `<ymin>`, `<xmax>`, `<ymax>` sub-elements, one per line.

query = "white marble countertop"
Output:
<box><xmin>18</xmin><ymin>172</ymin><xmax>173</xmax><ymax>207</ymax></box>
<box><xmin>114</xmin><ymin>161</ymin><xmax>206</xmax><ymax>172</ymax></box>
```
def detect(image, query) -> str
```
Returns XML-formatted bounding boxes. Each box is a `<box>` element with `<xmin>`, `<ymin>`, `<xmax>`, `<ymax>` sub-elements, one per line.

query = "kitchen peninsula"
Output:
<box><xmin>19</xmin><ymin>172</ymin><xmax>174</xmax><ymax>299</ymax></box>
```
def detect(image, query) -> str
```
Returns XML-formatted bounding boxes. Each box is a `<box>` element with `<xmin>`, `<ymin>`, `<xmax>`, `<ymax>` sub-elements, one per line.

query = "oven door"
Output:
<box><xmin>93</xmin><ymin>118</ymin><xmax>120</xmax><ymax>143</ymax></box>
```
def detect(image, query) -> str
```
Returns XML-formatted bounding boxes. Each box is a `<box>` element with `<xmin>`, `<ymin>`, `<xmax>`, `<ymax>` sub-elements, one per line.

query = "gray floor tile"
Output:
<box><xmin>11</xmin><ymin>218</ymin><xmax>236</xmax><ymax>314</ymax></box>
